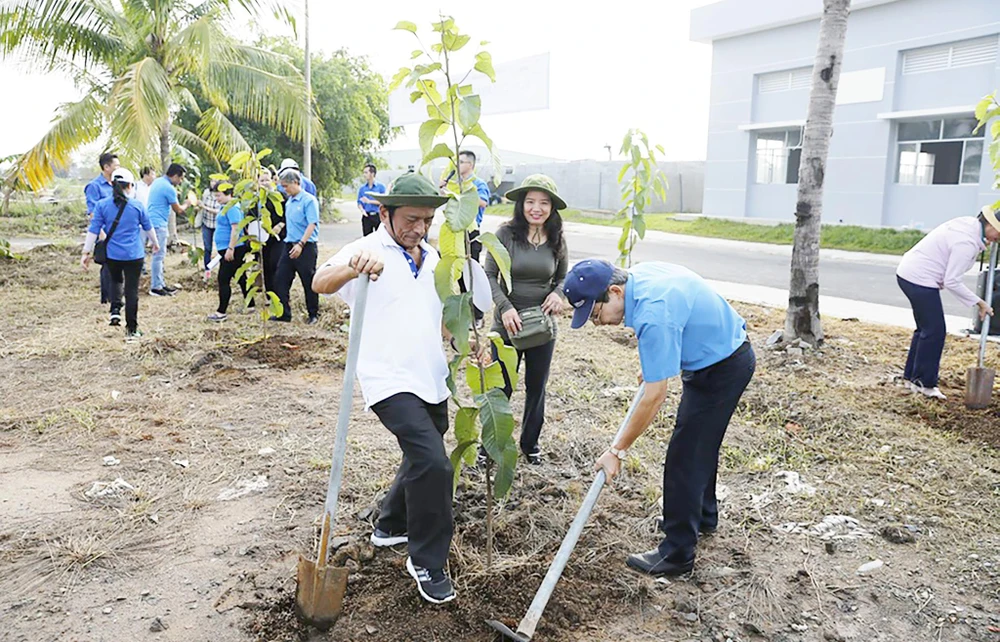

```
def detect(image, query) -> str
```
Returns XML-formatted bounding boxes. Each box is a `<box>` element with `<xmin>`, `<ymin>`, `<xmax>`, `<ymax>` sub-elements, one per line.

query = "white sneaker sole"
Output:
<box><xmin>405</xmin><ymin>557</ymin><xmax>455</xmax><ymax>605</ymax></box>
<box><xmin>370</xmin><ymin>532</ymin><xmax>408</xmax><ymax>547</ymax></box>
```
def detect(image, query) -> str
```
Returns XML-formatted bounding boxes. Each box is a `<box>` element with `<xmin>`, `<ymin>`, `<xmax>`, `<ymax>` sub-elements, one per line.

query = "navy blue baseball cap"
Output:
<box><xmin>564</xmin><ymin>258</ymin><xmax>615</xmax><ymax>329</ymax></box>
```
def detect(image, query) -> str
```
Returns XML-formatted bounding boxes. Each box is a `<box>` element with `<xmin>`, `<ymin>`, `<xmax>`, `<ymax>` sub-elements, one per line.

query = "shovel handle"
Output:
<box><xmin>979</xmin><ymin>243</ymin><xmax>997</xmax><ymax>369</ymax></box>
<box><xmin>514</xmin><ymin>384</ymin><xmax>645</xmax><ymax>640</ymax></box>
<box><xmin>320</xmin><ymin>275</ymin><xmax>370</xmax><ymax>564</ymax></box>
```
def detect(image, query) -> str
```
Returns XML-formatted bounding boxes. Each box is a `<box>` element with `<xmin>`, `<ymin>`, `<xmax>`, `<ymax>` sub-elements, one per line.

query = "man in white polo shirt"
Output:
<box><xmin>312</xmin><ymin>173</ymin><xmax>488</xmax><ymax>606</ymax></box>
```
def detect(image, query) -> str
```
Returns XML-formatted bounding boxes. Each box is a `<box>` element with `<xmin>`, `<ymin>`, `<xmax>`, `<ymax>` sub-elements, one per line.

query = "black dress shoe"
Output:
<box><xmin>626</xmin><ymin>548</ymin><xmax>694</xmax><ymax>577</ymax></box>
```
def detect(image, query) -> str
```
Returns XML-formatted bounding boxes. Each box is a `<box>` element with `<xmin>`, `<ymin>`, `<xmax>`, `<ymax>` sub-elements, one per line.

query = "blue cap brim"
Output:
<box><xmin>570</xmin><ymin>300</ymin><xmax>595</xmax><ymax>329</ymax></box>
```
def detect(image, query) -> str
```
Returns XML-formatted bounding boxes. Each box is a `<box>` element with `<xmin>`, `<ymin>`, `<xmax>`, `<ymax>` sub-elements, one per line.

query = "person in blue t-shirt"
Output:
<box><xmin>207</xmin><ymin>186</ymin><xmax>254</xmax><ymax>322</ymax></box>
<box><xmin>277</xmin><ymin>158</ymin><xmax>317</xmax><ymax>196</ymax></box>
<box><xmin>81</xmin><ymin>168</ymin><xmax>159</xmax><ymax>338</ymax></box>
<box><xmin>454</xmin><ymin>151</ymin><xmax>491</xmax><ymax>323</ymax></box>
<box><xmin>564</xmin><ymin>258</ymin><xmax>756</xmax><ymax>578</ymax></box>
<box><xmin>357</xmin><ymin>163</ymin><xmax>386</xmax><ymax>236</ymax></box>
<box><xmin>85</xmin><ymin>152</ymin><xmax>119</xmax><ymax>305</ymax></box>
<box><xmin>146</xmin><ymin>163</ymin><xmax>192</xmax><ymax>297</ymax></box>
<box><xmin>273</xmin><ymin>170</ymin><xmax>321</xmax><ymax>324</ymax></box>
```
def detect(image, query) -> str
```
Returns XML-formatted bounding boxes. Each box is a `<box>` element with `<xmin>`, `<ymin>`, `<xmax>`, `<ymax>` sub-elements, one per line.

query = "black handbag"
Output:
<box><xmin>510</xmin><ymin>306</ymin><xmax>555</xmax><ymax>350</ymax></box>
<box><xmin>93</xmin><ymin>201</ymin><xmax>127</xmax><ymax>265</ymax></box>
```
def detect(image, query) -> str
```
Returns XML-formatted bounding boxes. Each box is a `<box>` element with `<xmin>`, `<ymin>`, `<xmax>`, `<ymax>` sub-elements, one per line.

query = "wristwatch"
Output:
<box><xmin>609</xmin><ymin>446</ymin><xmax>628</xmax><ymax>461</ymax></box>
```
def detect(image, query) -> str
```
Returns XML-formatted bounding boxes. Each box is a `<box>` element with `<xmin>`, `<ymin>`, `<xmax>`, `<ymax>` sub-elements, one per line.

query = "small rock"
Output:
<box><xmin>140</xmin><ymin>590</ymin><xmax>151</xmax><ymax>597</ymax></box>
<box><xmin>766</xmin><ymin>329</ymin><xmax>784</xmax><ymax>347</ymax></box>
<box><xmin>881</xmin><ymin>524</ymin><xmax>916</xmax><ymax>544</ymax></box>
<box><xmin>257</xmin><ymin>447</ymin><xmax>276</xmax><ymax>457</ymax></box>
<box><xmin>102</xmin><ymin>456</ymin><xmax>120</xmax><ymax>467</ymax></box>
<box><xmin>682</xmin><ymin>612</ymin><xmax>698</xmax><ymax>623</ymax></box>
<box><xmin>857</xmin><ymin>559</ymin><xmax>884</xmax><ymax>575</ymax></box>
<box><xmin>149</xmin><ymin>617</ymin><xmax>168</xmax><ymax>632</ymax></box>
<box><xmin>823</xmin><ymin>629</ymin><xmax>846</xmax><ymax>642</ymax></box>
<box><xmin>115</xmin><ymin>596</ymin><xmax>126</xmax><ymax>602</ymax></box>
<box><xmin>673</xmin><ymin>595</ymin><xmax>697</xmax><ymax>614</ymax></box>
<box><xmin>790</xmin><ymin>622</ymin><xmax>808</xmax><ymax>632</ymax></box>
<box><xmin>825</xmin><ymin>541</ymin><xmax>836</xmax><ymax>555</ymax></box>
<box><xmin>786</xmin><ymin>346</ymin><xmax>803</xmax><ymax>357</ymax></box>
<box><xmin>365</xmin><ymin>624</ymin><xmax>377</xmax><ymax>634</ymax></box>
<box><xmin>102</xmin><ymin>607</ymin><xmax>112</xmax><ymax>615</ymax></box>
<box><xmin>111</xmin><ymin>390</ymin><xmax>121</xmax><ymax>401</ymax></box>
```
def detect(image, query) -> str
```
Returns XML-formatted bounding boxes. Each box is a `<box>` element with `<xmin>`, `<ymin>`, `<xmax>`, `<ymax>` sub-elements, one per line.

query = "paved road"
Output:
<box><xmin>320</xmin><ymin>203</ymin><xmax>979</xmax><ymax>320</ymax></box>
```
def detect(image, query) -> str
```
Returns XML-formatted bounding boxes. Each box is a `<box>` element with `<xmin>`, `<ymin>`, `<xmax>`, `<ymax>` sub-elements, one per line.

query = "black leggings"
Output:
<box><xmin>217</xmin><ymin>245</ymin><xmax>253</xmax><ymax>314</ymax></box>
<box><xmin>106</xmin><ymin>258</ymin><xmax>143</xmax><ymax>332</ymax></box>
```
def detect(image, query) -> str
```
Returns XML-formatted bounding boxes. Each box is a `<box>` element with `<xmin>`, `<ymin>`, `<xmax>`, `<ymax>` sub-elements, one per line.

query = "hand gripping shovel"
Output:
<box><xmin>966</xmin><ymin>243</ymin><xmax>997</xmax><ymax>409</ymax></box>
<box><xmin>487</xmin><ymin>384</ymin><xmax>646</xmax><ymax>641</ymax></box>
<box><xmin>296</xmin><ymin>275</ymin><xmax>370</xmax><ymax>630</ymax></box>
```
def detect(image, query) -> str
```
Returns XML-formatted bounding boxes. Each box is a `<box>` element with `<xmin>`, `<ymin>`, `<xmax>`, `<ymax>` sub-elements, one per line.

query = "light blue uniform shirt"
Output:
<box><xmin>146</xmin><ymin>176</ymin><xmax>178</xmax><ymax>229</ymax></box>
<box><xmin>624</xmin><ymin>262</ymin><xmax>747</xmax><ymax>383</ymax></box>
<box><xmin>87</xmin><ymin>197</ymin><xmax>153</xmax><ymax>261</ymax></box>
<box><xmin>284</xmin><ymin>191</ymin><xmax>320</xmax><ymax>243</ymax></box>
<box><xmin>214</xmin><ymin>202</ymin><xmax>246</xmax><ymax>252</ymax></box>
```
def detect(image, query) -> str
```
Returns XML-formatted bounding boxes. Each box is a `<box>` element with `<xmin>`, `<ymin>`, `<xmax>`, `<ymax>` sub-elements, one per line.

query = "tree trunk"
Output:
<box><xmin>784</xmin><ymin>0</ymin><xmax>850</xmax><ymax>346</ymax></box>
<box><xmin>159</xmin><ymin>121</ymin><xmax>171</xmax><ymax>173</ymax></box>
<box><xmin>303</xmin><ymin>0</ymin><xmax>312</xmax><ymax>178</ymax></box>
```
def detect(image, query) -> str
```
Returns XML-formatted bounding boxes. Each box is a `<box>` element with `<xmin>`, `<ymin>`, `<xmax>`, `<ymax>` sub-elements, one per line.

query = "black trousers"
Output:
<box><xmin>897</xmin><ymin>275</ymin><xmax>945</xmax><ymax>388</ymax></box>
<box><xmin>493</xmin><ymin>338</ymin><xmax>556</xmax><ymax>455</ymax></box>
<box><xmin>261</xmin><ymin>239</ymin><xmax>283</xmax><ymax>296</ymax></box>
<box><xmin>99</xmin><ymin>263</ymin><xmax>113</xmax><ymax>304</ymax></box>
<box><xmin>362</xmin><ymin>213</ymin><xmax>381</xmax><ymax>237</ymax></box>
<box><xmin>106</xmin><ymin>258</ymin><xmax>143</xmax><ymax>332</ymax></box>
<box><xmin>459</xmin><ymin>229</ymin><xmax>483</xmax><ymax>321</ymax></box>
<box><xmin>218</xmin><ymin>245</ymin><xmax>252</xmax><ymax>314</ymax></box>
<box><xmin>658</xmin><ymin>342</ymin><xmax>755</xmax><ymax>562</ymax></box>
<box><xmin>275</xmin><ymin>241</ymin><xmax>319</xmax><ymax>320</ymax></box>
<box><xmin>371</xmin><ymin>393</ymin><xmax>452</xmax><ymax>569</ymax></box>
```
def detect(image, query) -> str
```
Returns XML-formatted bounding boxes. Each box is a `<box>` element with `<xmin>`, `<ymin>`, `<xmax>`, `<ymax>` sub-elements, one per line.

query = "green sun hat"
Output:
<box><xmin>373</xmin><ymin>172</ymin><xmax>448</xmax><ymax>208</ymax></box>
<box><xmin>504</xmin><ymin>174</ymin><xmax>567</xmax><ymax>211</ymax></box>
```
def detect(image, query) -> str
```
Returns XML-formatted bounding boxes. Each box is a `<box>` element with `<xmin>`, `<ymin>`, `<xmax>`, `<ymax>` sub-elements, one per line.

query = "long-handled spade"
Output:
<box><xmin>295</xmin><ymin>275</ymin><xmax>370</xmax><ymax>630</ymax></box>
<box><xmin>966</xmin><ymin>242</ymin><xmax>998</xmax><ymax>409</ymax></box>
<box><xmin>487</xmin><ymin>384</ymin><xmax>646</xmax><ymax>641</ymax></box>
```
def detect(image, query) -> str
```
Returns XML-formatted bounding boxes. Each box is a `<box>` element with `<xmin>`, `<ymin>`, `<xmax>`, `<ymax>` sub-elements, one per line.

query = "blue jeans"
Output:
<box><xmin>151</xmin><ymin>227</ymin><xmax>168</xmax><ymax>290</ymax></box>
<box><xmin>897</xmin><ymin>275</ymin><xmax>946</xmax><ymax>388</ymax></box>
<box><xmin>201</xmin><ymin>224</ymin><xmax>214</xmax><ymax>269</ymax></box>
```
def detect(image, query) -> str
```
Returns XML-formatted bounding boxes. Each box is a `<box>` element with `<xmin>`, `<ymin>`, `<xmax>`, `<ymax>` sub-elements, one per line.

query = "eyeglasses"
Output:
<box><xmin>590</xmin><ymin>301</ymin><xmax>603</xmax><ymax>323</ymax></box>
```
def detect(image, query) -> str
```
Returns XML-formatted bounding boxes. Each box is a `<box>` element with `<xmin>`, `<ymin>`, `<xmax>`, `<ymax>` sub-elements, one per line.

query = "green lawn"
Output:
<box><xmin>484</xmin><ymin>205</ymin><xmax>925</xmax><ymax>256</ymax></box>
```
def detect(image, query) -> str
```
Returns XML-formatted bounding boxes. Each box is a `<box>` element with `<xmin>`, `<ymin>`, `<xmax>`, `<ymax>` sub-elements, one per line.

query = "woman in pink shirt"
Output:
<box><xmin>895</xmin><ymin>207</ymin><xmax>1000</xmax><ymax>399</ymax></box>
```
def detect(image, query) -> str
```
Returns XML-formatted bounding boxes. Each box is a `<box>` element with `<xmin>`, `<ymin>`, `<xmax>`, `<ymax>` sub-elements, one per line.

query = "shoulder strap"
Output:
<box><xmin>105</xmin><ymin>200</ymin><xmax>128</xmax><ymax>243</ymax></box>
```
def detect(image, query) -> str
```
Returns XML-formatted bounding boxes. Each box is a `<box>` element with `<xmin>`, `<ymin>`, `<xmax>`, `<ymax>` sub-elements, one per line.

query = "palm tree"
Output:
<box><xmin>0</xmin><ymin>0</ymin><xmax>318</xmax><ymax>189</ymax></box>
<box><xmin>784</xmin><ymin>0</ymin><xmax>850</xmax><ymax>346</ymax></box>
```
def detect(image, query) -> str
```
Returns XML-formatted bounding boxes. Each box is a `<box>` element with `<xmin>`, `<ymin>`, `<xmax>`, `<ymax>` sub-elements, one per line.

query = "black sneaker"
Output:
<box><xmin>370</xmin><ymin>527</ymin><xmax>408</xmax><ymax>547</ymax></box>
<box><xmin>405</xmin><ymin>557</ymin><xmax>455</xmax><ymax>604</ymax></box>
<box><xmin>163</xmin><ymin>285</ymin><xmax>178</xmax><ymax>293</ymax></box>
<box><xmin>149</xmin><ymin>288</ymin><xmax>173</xmax><ymax>297</ymax></box>
<box><xmin>522</xmin><ymin>447</ymin><xmax>542</xmax><ymax>465</ymax></box>
<box><xmin>125</xmin><ymin>329</ymin><xmax>143</xmax><ymax>339</ymax></box>
<box><xmin>109</xmin><ymin>314</ymin><xmax>122</xmax><ymax>326</ymax></box>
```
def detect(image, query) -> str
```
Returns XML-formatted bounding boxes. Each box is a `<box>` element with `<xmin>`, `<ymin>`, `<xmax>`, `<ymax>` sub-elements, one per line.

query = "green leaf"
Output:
<box><xmin>435</xmin><ymin>256</ymin><xmax>457</xmax><ymax>301</ymax></box>
<box><xmin>474</xmin><ymin>51</ymin><xmax>496</xmax><ymax>82</ymax></box>
<box><xmin>267</xmin><ymin>291</ymin><xmax>283</xmax><ymax>319</ymax></box>
<box><xmin>443</xmin><ymin>292</ymin><xmax>473</xmax><ymax>358</ymax></box>
<box><xmin>438</xmin><ymin>220</ymin><xmax>465</xmax><ymax>258</ymax></box>
<box><xmin>210</xmin><ymin>173</ymin><xmax>230</xmax><ymax>181</ymax></box>
<box><xmin>446</xmin><ymin>353</ymin><xmax>463</xmax><ymax>397</ymax></box>
<box><xmin>478</xmin><ymin>232</ymin><xmax>512</xmax><ymax>293</ymax></box>
<box><xmin>443</xmin><ymin>32</ymin><xmax>471</xmax><ymax>51</ymax></box>
<box><xmin>409</xmin><ymin>90</ymin><xmax>423</xmax><ymax>104</ymax></box>
<box><xmin>432</xmin><ymin>17</ymin><xmax>455</xmax><ymax>33</ymax></box>
<box><xmin>458</xmin><ymin>95</ymin><xmax>482</xmax><ymax>130</ymax></box>
<box><xmin>243</xmin><ymin>286</ymin><xmax>259</xmax><ymax>309</ymax></box>
<box><xmin>478</xmin><ymin>388</ymin><xmax>514</xmax><ymax>463</ymax></box>
<box><xmin>411</xmin><ymin>49</ymin><xmax>424</xmax><ymax>59</ymax></box>
<box><xmin>976</xmin><ymin>95</ymin><xmax>992</xmax><ymax>122</ymax></box>
<box><xmin>418</xmin><ymin>119</ymin><xmax>445</xmax><ymax>156</ymax></box>
<box><xmin>492</xmin><ymin>442</ymin><xmax>519</xmax><ymax>499</ymax></box>
<box><xmin>466</xmin><ymin>361</ymin><xmax>505</xmax><ymax>395</ymax></box>
<box><xmin>617</xmin><ymin>218</ymin><xmax>632</xmax><ymax>254</ymax></box>
<box><xmin>634</xmin><ymin>214</ymin><xmax>647</xmax><ymax>239</ymax></box>
<box><xmin>255</xmin><ymin>148</ymin><xmax>272</xmax><ymax>161</ymax></box>
<box><xmin>458</xmin><ymin>84</ymin><xmax>474</xmax><ymax>97</ymax></box>
<box><xmin>229</xmin><ymin>150</ymin><xmax>252</xmax><ymax>170</ymax></box>
<box><xmin>431</xmin><ymin>43</ymin><xmax>443</xmax><ymax>53</ymax></box>
<box><xmin>455</xmin><ymin>407</ymin><xmax>480</xmax><ymax>444</ymax></box>
<box><xmin>465</xmin><ymin>123</ymin><xmax>493</xmax><ymax>151</ymax></box>
<box><xmin>234</xmin><ymin>260</ymin><xmax>254</xmax><ymax>282</ymax></box>
<box><xmin>388</xmin><ymin>67</ymin><xmax>411</xmax><ymax>92</ymax></box>
<box><xmin>451</xmin><ymin>440</ymin><xmax>477</xmax><ymax>490</ymax></box>
<box><xmin>488</xmin><ymin>333</ymin><xmax>518</xmax><ymax>390</ymax></box>
<box><xmin>422</xmin><ymin>143</ymin><xmax>455</xmax><ymax>166</ymax></box>
<box><xmin>394</xmin><ymin>20</ymin><xmax>418</xmax><ymax>33</ymax></box>
<box><xmin>443</xmin><ymin>189</ymin><xmax>479</xmax><ymax>231</ymax></box>
<box><xmin>617</xmin><ymin>163</ymin><xmax>630</xmax><ymax>183</ymax></box>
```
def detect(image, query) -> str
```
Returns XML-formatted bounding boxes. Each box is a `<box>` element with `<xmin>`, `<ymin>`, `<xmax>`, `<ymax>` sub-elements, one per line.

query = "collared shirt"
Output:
<box><xmin>467</xmin><ymin>174</ymin><xmax>490</xmax><ymax>227</ymax></box>
<box><xmin>146</xmin><ymin>176</ymin><xmax>179</xmax><ymax>229</ymax></box>
<box><xmin>87</xmin><ymin>196</ymin><xmax>153</xmax><ymax>262</ymax></box>
<box><xmin>624</xmin><ymin>262</ymin><xmax>748</xmax><ymax>383</ymax></box>
<box><xmin>199</xmin><ymin>189</ymin><xmax>220</xmax><ymax>229</ymax></box>
<box><xmin>896</xmin><ymin>216</ymin><xmax>985</xmax><ymax>308</ymax></box>
<box><xmin>321</xmin><ymin>225</ymin><xmax>447</xmax><ymax>408</ymax></box>
<box><xmin>214</xmin><ymin>202</ymin><xmax>246</xmax><ymax>252</ymax></box>
<box><xmin>357</xmin><ymin>181</ymin><xmax>386</xmax><ymax>214</ymax></box>
<box><xmin>135</xmin><ymin>180</ymin><xmax>152</xmax><ymax>208</ymax></box>
<box><xmin>84</xmin><ymin>175</ymin><xmax>113</xmax><ymax>215</ymax></box>
<box><xmin>284</xmin><ymin>191</ymin><xmax>320</xmax><ymax>243</ymax></box>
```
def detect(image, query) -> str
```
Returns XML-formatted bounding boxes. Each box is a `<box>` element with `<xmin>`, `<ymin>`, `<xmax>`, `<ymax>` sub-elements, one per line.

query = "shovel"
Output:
<box><xmin>295</xmin><ymin>275</ymin><xmax>370</xmax><ymax>630</ymax></box>
<box><xmin>487</xmin><ymin>384</ymin><xmax>646</xmax><ymax>641</ymax></box>
<box><xmin>966</xmin><ymin>243</ymin><xmax>998</xmax><ymax>409</ymax></box>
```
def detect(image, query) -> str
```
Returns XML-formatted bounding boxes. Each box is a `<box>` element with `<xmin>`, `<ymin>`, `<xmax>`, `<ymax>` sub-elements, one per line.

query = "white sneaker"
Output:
<box><xmin>915</xmin><ymin>384</ymin><xmax>946</xmax><ymax>400</ymax></box>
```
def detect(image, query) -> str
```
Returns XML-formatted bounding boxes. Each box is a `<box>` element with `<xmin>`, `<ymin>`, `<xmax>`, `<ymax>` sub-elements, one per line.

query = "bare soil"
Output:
<box><xmin>1</xmin><ymin>246</ymin><xmax>998</xmax><ymax>642</ymax></box>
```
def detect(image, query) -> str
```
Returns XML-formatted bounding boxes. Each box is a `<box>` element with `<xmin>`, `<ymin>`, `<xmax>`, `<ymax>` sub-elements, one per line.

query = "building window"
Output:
<box><xmin>902</xmin><ymin>35</ymin><xmax>998</xmax><ymax>75</ymax></box>
<box><xmin>758</xmin><ymin>67</ymin><xmax>812</xmax><ymax>93</ymax></box>
<box><xmin>755</xmin><ymin>128</ymin><xmax>802</xmax><ymax>184</ymax></box>
<box><xmin>895</xmin><ymin>117</ymin><xmax>983</xmax><ymax>185</ymax></box>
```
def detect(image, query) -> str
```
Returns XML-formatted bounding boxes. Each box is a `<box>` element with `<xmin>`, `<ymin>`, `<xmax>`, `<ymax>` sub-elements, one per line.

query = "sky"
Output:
<box><xmin>0</xmin><ymin>0</ymin><xmax>717</xmax><ymax>165</ymax></box>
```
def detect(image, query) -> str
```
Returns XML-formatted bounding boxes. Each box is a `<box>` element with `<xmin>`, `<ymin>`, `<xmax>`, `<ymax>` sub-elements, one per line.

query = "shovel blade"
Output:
<box><xmin>486</xmin><ymin>619</ymin><xmax>532</xmax><ymax>641</ymax></box>
<box><xmin>965</xmin><ymin>366</ymin><xmax>995</xmax><ymax>409</ymax></box>
<box><xmin>295</xmin><ymin>555</ymin><xmax>349</xmax><ymax>631</ymax></box>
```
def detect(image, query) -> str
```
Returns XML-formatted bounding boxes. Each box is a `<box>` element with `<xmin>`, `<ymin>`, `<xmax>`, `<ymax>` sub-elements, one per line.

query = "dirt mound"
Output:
<box><xmin>234</xmin><ymin>335</ymin><xmax>332</xmax><ymax>370</ymax></box>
